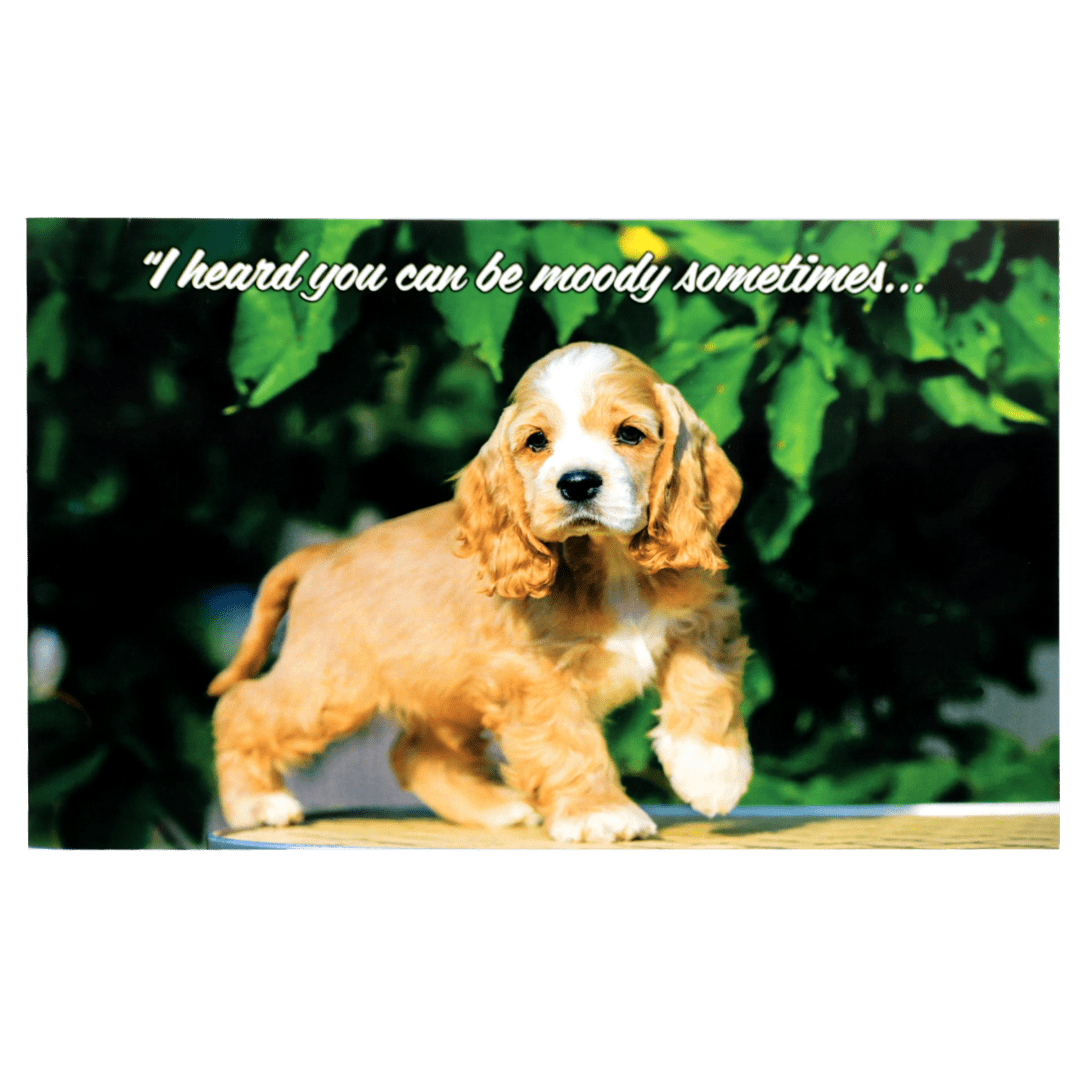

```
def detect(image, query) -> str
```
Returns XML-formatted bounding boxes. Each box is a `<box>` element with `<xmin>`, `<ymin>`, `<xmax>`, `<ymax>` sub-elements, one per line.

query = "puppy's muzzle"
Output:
<box><xmin>558</xmin><ymin>470</ymin><xmax>603</xmax><ymax>503</ymax></box>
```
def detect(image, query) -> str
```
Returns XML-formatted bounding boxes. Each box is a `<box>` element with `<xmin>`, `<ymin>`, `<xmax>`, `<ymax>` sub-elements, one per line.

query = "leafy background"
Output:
<box><xmin>27</xmin><ymin>219</ymin><xmax>1058</xmax><ymax>847</ymax></box>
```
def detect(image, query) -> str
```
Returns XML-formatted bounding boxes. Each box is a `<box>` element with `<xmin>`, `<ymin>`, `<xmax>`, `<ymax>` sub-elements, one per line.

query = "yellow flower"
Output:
<box><xmin>618</xmin><ymin>226</ymin><xmax>669</xmax><ymax>262</ymax></box>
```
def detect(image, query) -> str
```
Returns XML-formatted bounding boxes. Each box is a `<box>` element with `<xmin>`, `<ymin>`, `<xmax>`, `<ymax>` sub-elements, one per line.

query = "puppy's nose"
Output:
<box><xmin>558</xmin><ymin>470</ymin><xmax>603</xmax><ymax>502</ymax></box>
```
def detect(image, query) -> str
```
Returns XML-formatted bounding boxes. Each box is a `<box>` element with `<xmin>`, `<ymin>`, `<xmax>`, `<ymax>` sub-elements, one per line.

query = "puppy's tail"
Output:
<box><xmin>207</xmin><ymin>543</ymin><xmax>335</xmax><ymax>697</ymax></box>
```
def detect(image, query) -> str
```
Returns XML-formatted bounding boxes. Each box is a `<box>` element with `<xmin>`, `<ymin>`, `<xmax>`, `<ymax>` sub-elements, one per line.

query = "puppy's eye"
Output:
<box><xmin>525</xmin><ymin>431</ymin><xmax>548</xmax><ymax>452</ymax></box>
<box><xmin>616</xmin><ymin>425</ymin><xmax>645</xmax><ymax>446</ymax></box>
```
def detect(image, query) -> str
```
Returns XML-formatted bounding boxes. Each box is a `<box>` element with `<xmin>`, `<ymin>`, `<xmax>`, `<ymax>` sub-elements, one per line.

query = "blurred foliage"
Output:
<box><xmin>28</xmin><ymin>219</ymin><xmax>1058</xmax><ymax>846</ymax></box>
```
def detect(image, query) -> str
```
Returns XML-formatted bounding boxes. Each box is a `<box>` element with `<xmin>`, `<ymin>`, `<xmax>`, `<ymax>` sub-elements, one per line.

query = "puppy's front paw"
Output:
<box><xmin>223</xmin><ymin>791</ymin><xmax>305</xmax><ymax>829</ymax></box>
<box><xmin>650</xmin><ymin>730</ymin><xmax>752</xmax><ymax>817</ymax></box>
<box><xmin>546</xmin><ymin>802</ymin><xmax>657</xmax><ymax>843</ymax></box>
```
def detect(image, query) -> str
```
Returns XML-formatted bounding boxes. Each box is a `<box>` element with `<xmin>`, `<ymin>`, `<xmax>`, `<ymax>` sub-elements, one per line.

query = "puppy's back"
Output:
<box><xmin>278</xmin><ymin>501</ymin><xmax>519</xmax><ymax>685</ymax></box>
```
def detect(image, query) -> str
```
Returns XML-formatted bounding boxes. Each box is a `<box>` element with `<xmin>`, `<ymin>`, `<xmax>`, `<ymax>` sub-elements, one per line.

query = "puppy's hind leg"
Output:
<box><xmin>213</xmin><ymin>679</ymin><xmax>305</xmax><ymax>829</ymax></box>
<box><xmin>390</xmin><ymin>726</ymin><xmax>540</xmax><ymax>828</ymax></box>
<box><xmin>213</xmin><ymin>676</ymin><xmax>378</xmax><ymax>829</ymax></box>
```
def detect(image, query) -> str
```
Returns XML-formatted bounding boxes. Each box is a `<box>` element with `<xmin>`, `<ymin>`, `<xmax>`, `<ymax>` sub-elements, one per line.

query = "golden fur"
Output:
<box><xmin>210</xmin><ymin>343</ymin><xmax>751</xmax><ymax>842</ymax></box>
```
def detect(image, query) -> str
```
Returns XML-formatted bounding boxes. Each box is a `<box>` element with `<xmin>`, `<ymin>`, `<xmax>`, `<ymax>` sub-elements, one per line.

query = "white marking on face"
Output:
<box><xmin>534</xmin><ymin>344</ymin><xmax>645</xmax><ymax>534</ymax></box>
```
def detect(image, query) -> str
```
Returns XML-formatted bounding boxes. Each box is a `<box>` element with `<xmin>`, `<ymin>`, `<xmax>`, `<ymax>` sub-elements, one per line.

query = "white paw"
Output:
<box><xmin>224</xmin><ymin>791</ymin><xmax>305</xmax><ymax>829</ymax></box>
<box><xmin>547</xmin><ymin>802</ymin><xmax>658</xmax><ymax>843</ymax></box>
<box><xmin>650</xmin><ymin>729</ymin><xmax>752</xmax><ymax>817</ymax></box>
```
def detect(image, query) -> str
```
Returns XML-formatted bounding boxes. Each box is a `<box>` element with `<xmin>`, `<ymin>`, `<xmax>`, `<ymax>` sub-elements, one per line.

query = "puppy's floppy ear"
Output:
<box><xmin>453</xmin><ymin>407</ymin><xmax>559</xmax><ymax>600</ymax></box>
<box><xmin>629</xmin><ymin>383</ymin><xmax>742</xmax><ymax>574</ymax></box>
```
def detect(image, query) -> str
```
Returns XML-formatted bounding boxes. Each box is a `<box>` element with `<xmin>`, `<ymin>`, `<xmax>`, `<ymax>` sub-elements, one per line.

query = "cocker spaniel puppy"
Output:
<box><xmin>210</xmin><ymin>342</ymin><xmax>751</xmax><ymax>842</ymax></box>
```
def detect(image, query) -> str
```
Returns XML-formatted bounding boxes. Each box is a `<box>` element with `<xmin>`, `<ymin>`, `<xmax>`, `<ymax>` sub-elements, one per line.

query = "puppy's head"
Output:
<box><xmin>454</xmin><ymin>343</ymin><xmax>741</xmax><ymax>598</ymax></box>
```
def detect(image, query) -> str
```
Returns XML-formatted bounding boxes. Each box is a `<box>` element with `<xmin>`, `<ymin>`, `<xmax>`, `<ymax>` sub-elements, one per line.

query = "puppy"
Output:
<box><xmin>210</xmin><ymin>342</ymin><xmax>751</xmax><ymax>842</ymax></box>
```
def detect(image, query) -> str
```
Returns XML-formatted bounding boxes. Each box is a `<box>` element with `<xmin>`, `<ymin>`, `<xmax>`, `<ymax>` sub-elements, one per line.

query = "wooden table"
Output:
<box><xmin>209</xmin><ymin>803</ymin><xmax>1059</xmax><ymax>849</ymax></box>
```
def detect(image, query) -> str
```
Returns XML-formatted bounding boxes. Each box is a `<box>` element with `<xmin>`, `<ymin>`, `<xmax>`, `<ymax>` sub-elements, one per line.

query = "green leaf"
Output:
<box><xmin>735</xmin><ymin>291</ymin><xmax>777</xmax><ymax>331</ymax></box>
<box><xmin>905</xmin><ymin>291</ymin><xmax>949</xmax><ymax>360</ymax></box>
<box><xmin>227</xmin><ymin>220</ymin><xmax>381</xmax><ymax>406</ymax></box>
<box><xmin>529</xmin><ymin>222</ymin><xmax>622</xmax><ymax>344</ymax></box>
<box><xmin>661</xmin><ymin>222</ymin><xmax>790</xmax><ymax>329</ymax></box>
<box><xmin>230</xmin><ymin>289</ymin><xmax>332</xmax><ymax>406</ymax></box>
<box><xmin>275</xmin><ymin>219</ymin><xmax>379</xmax><ymax>266</ymax></box>
<box><xmin>965</xmin><ymin>226</ymin><xmax>1004</xmax><ymax>282</ymax></box>
<box><xmin>673</xmin><ymin>293</ymin><xmax>725</xmax><ymax>342</ymax></box>
<box><xmin>606</xmin><ymin>688</ymin><xmax>661</xmax><ymax>773</ymax></box>
<box><xmin>919</xmin><ymin>375</ymin><xmax>1009</xmax><ymax>434</ymax></box>
<box><xmin>35</xmin><ymin>414</ymin><xmax>65</xmax><ymax>485</ymax></box>
<box><xmin>988</xmin><ymin>393</ymin><xmax>1048</xmax><ymax>425</ymax></box>
<box><xmin>704</xmin><ymin>324</ymin><xmax>761</xmax><ymax>355</ymax></box>
<box><xmin>274</xmin><ymin>219</ymin><xmax>379</xmax><ymax>334</ymax></box>
<box><xmin>28</xmin><ymin>290</ymin><xmax>68</xmax><ymax>381</ymax></box>
<box><xmin>998</xmin><ymin>308</ymin><xmax>1058</xmax><ymax>390</ymax></box>
<box><xmin>812</xmin><ymin>392</ymin><xmax>859</xmax><ymax>478</ymax></box>
<box><xmin>185</xmin><ymin>219</ymin><xmax>259</xmax><ymax>262</ymax></box>
<box><xmin>695</xmin><ymin>369</ymin><xmax>756</xmax><ymax>445</ymax></box>
<box><xmin>886</xmin><ymin>756</ymin><xmax>962</xmax><ymax>804</ymax></box>
<box><xmin>433</xmin><ymin>290</ymin><xmax>517</xmax><ymax>384</ymax></box>
<box><xmin>674</xmin><ymin>327</ymin><xmax>760</xmax><ymax>443</ymax></box>
<box><xmin>652</xmin><ymin>318</ymin><xmax>754</xmax><ymax>383</ymax></box>
<box><xmin>652</xmin><ymin>340</ymin><xmax>709</xmax><ymax>384</ymax></box>
<box><xmin>799</xmin><ymin>763</ymin><xmax>896</xmax><ymax>805</ymax></box>
<box><xmin>738</xmin><ymin>770</ymin><xmax>807</xmax><ymax>806</ymax></box>
<box><xmin>29</xmin><ymin>699</ymin><xmax>109</xmax><ymax>808</ymax></box>
<box><xmin>899</xmin><ymin>220</ymin><xmax>979</xmax><ymax>282</ymax></box>
<box><xmin>765</xmin><ymin>352</ymin><xmax>841</xmax><ymax>488</ymax></box>
<box><xmin>661</xmin><ymin>220</ymin><xmax>798</xmax><ymax>267</ymax></box>
<box><xmin>810</xmin><ymin>220</ymin><xmax>900</xmax><ymax>266</ymax></box>
<box><xmin>800</xmin><ymin>294</ymin><xmax>846</xmax><ymax>380</ymax></box>
<box><xmin>650</xmin><ymin>286</ymin><xmax>680</xmax><ymax>343</ymax></box>
<box><xmin>433</xmin><ymin>221</ymin><xmax>531</xmax><ymax>381</ymax></box>
<box><xmin>759</xmin><ymin>723</ymin><xmax>856</xmax><ymax>779</ymax></box>
<box><xmin>741</xmin><ymin>651</ymin><xmax>775</xmax><ymax>720</ymax></box>
<box><xmin>1002</xmin><ymin>257</ymin><xmax>1058</xmax><ymax>364</ymax></box>
<box><xmin>963</xmin><ymin>730</ymin><xmax>1058</xmax><ymax>802</ymax></box>
<box><xmin>745</xmin><ymin>480</ymin><xmax>815</xmax><ymax>563</ymax></box>
<box><xmin>406</xmin><ymin>357</ymin><xmax>499</xmax><ymax>449</ymax></box>
<box><xmin>463</xmin><ymin>220</ymin><xmax>531</xmax><ymax>266</ymax></box>
<box><xmin>944</xmin><ymin>301</ymin><xmax>1001</xmax><ymax>379</ymax></box>
<box><xmin>82</xmin><ymin>472</ymin><xmax>124</xmax><ymax>514</ymax></box>
<box><xmin>29</xmin><ymin>746</ymin><xmax>109</xmax><ymax>809</ymax></box>
<box><xmin>833</xmin><ymin>345</ymin><xmax>876</xmax><ymax>392</ymax></box>
<box><xmin>227</xmin><ymin>288</ymin><xmax>297</xmax><ymax>389</ymax></box>
<box><xmin>27</xmin><ymin>217</ymin><xmax>71</xmax><ymax>246</ymax></box>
